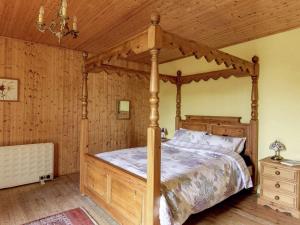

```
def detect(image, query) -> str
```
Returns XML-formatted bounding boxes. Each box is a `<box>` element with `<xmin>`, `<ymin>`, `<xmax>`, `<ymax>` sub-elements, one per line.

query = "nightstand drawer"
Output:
<box><xmin>263</xmin><ymin>165</ymin><xmax>297</xmax><ymax>181</ymax></box>
<box><xmin>259</xmin><ymin>157</ymin><xmax>300</xmax><ymax>218</ymax></box>
<box><xmin>262</xmin><ymin>178</ymin><xmax>297</xmax><ymax>195</ymax></box>
<box><xmin>263</xmin><ymin>191</ymin><xmax>297</xmax><ymax>208</ymax></box>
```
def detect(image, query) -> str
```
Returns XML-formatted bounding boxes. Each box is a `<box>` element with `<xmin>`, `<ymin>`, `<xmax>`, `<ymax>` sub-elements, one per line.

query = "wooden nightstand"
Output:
<box><xmin>258</xmin><ymin>157</ymin><xmax>300</xmax><ymax>218</ymax></box>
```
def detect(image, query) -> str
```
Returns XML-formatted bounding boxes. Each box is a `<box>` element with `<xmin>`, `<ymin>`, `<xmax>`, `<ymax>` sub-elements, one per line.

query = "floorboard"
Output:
<box><xmin>0</xmin><ymin>174</ymin><xmax>299</xmax><ymax>225</ymax></box>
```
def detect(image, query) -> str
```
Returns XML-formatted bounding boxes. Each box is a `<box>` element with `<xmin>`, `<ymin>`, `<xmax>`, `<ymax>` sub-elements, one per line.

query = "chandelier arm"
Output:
<box><xmin>48</xmin><ymin>21</ymin><xmax>58</xmax><ymax>35</ymax></box>
<box><xmin>36</xmin><ymin>0</ymin><xmax>79</xmax><ymax>43</ymax></box>
<box><xmin>36</xmin><ymin>23</ymin><xmax>47</xmax><ymax>32</ymax></box>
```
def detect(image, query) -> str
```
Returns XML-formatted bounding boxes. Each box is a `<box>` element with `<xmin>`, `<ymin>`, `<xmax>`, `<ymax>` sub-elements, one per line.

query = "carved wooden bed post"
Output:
<box><xmin>80</xmin><ymin>52</ymin><xmax>89</xmax><ymax>194</ymax></box>
<box><xmin>250</xmin><ymin>55</ymin><xmax>259</xmax><ymax>188</ymax></box>
<box><xmin>146</xmin><ymin>13</ymin><xmax>162</xmax><ymax>225</ymax></box>
<box><xmin>175</xmin><ymin>70</ymin><xmax>182</xmax><ymax>130</ymax></box>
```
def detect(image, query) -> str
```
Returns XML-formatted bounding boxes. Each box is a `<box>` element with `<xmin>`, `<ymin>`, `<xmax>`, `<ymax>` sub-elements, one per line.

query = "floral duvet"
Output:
<box><xmin>95</xmin><ymin>142</ymin><xmax>253</xmax><ymax>225</ymax></box>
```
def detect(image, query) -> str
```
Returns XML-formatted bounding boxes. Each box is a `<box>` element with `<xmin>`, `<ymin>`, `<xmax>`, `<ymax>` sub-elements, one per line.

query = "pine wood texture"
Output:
<box><xmin>0</xmin><ymin>174</ymin><xmax>119</xmax><ymax>225</ymax></box>
<box><xmin>146</xmin><ymin>42</ymin><xmax>161</xmax><ymax>225</ymax></box>
<box><xmin>83</xmin><ymin>154</ymin><xmax>147</xmax><ymax>225</ymax></box>
<box><xmin>1</xmin><ymin>1</ymin><xmax>300</xmax><ymax>54</ymax></box>
<box><xmin>0</xmin><ymin>36</ymin><xmax>82</xmax><ymax>176</ymax></box>
<box><xmin>180</xmin><ymin>69</ymin><xmax>249</xmax><ymax>84</ymax></box>
<box><xmin>250</xmin><ymin>56</ymin><xmax>259</xmax><ymax>187</ymax></box>
<box><xmin>186</xmin><ymin>190</ymin><xmax>300</xmax><ymax>225</ymax></box>
<box><xmin>1</xmin><ymin>174</ymin><xmax>300</xmax><ymax>225</ymax></box>
<box><xmin>81</xmin><ymin>115</ymin><xmax>255</xmax><ymax>225</ymax></box>
<box><xmin>258</xmin><ymin>157</ymin><xmax>300</xmax><ymax>218</ymax></box>
<box><xmin>179</xmin><ymin>115</ymin><xmax>257</xmax><ymax>186</ymax></box>
<box><xmin>173</xmin><ymin>59</ymin><xmax>259</xmax><ymax>187</ymax></box>
<box><xmin>85</xmin><ymin>23</ymin><xmax>256</xmax><ymax>75</ymax></box>
<box><xmin>0</xmin><ymin>36</ymin><xmax>149</xmax><ymax>176</ymax></box>
<box><xmin>175</xmin><ymin>70</ymin><xmax>182</xmax><ymax>130</ymax></box>
<box><xmin>87</xmin><ymin>71</ymin><xmax>149</xmax><ymax>154</ymax></box>
<box><xmin>80</xmin><ymin>14</ymin><xmax>260</xmax><ymax>224</ymax></box>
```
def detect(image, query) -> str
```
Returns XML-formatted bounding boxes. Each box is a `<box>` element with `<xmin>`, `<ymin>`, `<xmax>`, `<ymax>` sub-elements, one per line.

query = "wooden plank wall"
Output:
<box><xmin>88</xmin><ymin>71</ymin><xmax>149</xmax><ymax>154</ymax></box>
<box><xmin>0</xmin><ymin>36</ymin><xmax>149</xmax><ymax>175</ymax></box>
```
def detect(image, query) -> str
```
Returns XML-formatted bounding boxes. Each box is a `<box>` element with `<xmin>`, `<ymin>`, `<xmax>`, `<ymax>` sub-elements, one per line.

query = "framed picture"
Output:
<box><xmin>116</xmin><ymin>99</ymin><xmax>131</xmax><ymax>120</ymax></box>
<box><xmin>0</xmin><ymin>78</ymin><xmax>19</xmax><ymax>101</ymax></box>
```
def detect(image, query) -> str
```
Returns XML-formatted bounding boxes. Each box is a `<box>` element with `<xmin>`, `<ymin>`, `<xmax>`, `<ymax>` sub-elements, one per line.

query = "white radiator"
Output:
<box><xmin>0</xmin><ymin>143</ymin><xmax>54</xmax><ymax>189</ymax></box>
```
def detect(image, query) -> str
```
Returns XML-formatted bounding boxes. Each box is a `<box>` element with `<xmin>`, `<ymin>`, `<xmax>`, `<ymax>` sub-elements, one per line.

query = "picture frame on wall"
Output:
<box><xmin>0</xmin><ymin>78</ymin><xmax>19</xmax><ymax>102</ymax></box>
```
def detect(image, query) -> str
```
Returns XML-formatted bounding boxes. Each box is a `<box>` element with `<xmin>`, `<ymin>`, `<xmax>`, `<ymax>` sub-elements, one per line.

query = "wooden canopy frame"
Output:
<box><xmin>80</xmin><ymin>13</ymin><xmax>259</xmax><ymax>225</ymax></box>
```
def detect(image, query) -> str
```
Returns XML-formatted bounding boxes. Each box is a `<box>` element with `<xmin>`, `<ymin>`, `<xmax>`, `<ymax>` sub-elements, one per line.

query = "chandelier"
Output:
<box><xmin>36</xmin><ymin>0</ymin><xmax>79</xmax><ymax>43</ymax></box>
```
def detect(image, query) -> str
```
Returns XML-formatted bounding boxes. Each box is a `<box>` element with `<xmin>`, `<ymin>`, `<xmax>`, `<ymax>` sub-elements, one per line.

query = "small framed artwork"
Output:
<box><xmin>0</xmin><ymin>78</ymin><xmax>19</xmax><ymax>102</ymax></box>
<box><xmin>116</xmin><ymin>99</ymin><xmax>131</xmax><ymax>120</ymax></box>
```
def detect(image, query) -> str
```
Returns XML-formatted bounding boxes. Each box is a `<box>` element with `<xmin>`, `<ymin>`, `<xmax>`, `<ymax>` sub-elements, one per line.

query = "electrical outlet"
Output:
<box><xmin>39</xmin><ymin>174</ymin><xmax>53</xmax><ymax>182</ymax></box>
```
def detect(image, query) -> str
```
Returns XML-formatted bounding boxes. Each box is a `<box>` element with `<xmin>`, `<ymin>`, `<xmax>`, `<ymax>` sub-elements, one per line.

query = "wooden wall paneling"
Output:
<box><xmin>100</xmin><ymin>72</ymin><xmax>106</xmax><ymax>152</ymax></box>
<box><xmin>100</xmin><ymin>72</ymin><xmax>107</xmax><ymax>151</ymax></box>
<box><xmin>6</xmin><ymin>41</ymin><xmax>14</xmax><ymax>145</ymax></box>
<box><xmin>0</xmin><ymin>38</ymin><xmax>66</xmax><ymax>174</ymax></box>
<box><xmin>62</xmin><ymin>50</ymin><xmax>71</xmax><ymax>174</ymax></box>
<box><xmin>38</xmin><ymin>45</ymin><xmax>48</xmax><ymax>145</ymax></box>
<box><xmin>21</xmin><ymin>42</ymin><xmax>34</xmax><ymax>145</ymax></box>
<box><xmin>54</xmin><ymin>47</ymin><xmax>65</xmax><ymax>175</ymax></box>
<box><xmin>120</xmin><ymin>74</ymin><xmax>128</xmax><ymax>148</ymax></box>
<box><xmin>107</xmin><ymin>73</ymin><xmax>113</xmax><ymax>151</ymax></box>
<box><xmin>1</xmin><ymin>39</ymin><xmax>9</xmax><ymax>145</ymax></box>
<box><xmin>112</xmin><ymin>73</ymin><xmax>117</xmax><ymax>149</ymax></box>
<box><xmin>0</xmin><ymin>38</ymin><xmax>12</xmax><ymax>146</ymax></box>
<box><xmin>88</xmin><ymin>71</ymin><xmax>104</xmax><ymax>154</ymax></box>
<box><xmin>0</xmin><ymin>39</ymin><xmax>5</xmax><ymax>145</ymax></box>
<box><xmin>87</xmin><ymin>70</ymin><xmax>149</xmax><ymax>154</ymax></box>
<box><xmin>55</xmin><ymin>48</ymin><xmax>64</xmax><ymax>175</ymax></box>
<box><xmin>136</xmin><ymin>75</ymin><xmax>148</xmax><ymax>147</ymax></box>
<box><xmin>130</xmin><ymin>77</ymin><xmax>137</xmax><ymax>146</ymax></box>
<box><xmin>0</xmin><ymin>36</ymin><xmax>149</xmax><ymax>175</ymax></box>
<box><xmin>61</xmin><ymin>50</ymin><xmax>82</xmax><ymax>174</ymax></box>
<box><xmin>103</xmin><ymin>72</ymin><xmax>109</xmax><ymax>151</ymax></box>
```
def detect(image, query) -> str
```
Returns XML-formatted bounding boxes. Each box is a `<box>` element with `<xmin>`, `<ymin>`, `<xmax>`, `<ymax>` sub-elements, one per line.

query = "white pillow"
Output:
<box><xmin>201</xmin><ymin>134</ymin><xmax>246</xmax><ymax>153</ymax></box>
<box><xmin>168</xmin><ymin>128</ymin><xmax>207</xmax><ymax>147</ymax></box>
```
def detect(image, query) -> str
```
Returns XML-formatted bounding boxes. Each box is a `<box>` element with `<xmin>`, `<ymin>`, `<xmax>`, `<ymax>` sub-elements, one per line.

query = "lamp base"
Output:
<box><xmin>271</xmin><ymin>155</ymin><xmax>284</xmax><ymax>161</ymax></box>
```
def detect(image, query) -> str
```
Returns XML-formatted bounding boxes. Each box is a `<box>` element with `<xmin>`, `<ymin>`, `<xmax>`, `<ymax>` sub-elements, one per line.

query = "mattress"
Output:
<box><xmin>95</xmin><ymin>142</ymin><xmax>252</xmax><ymax>225</ymax></box>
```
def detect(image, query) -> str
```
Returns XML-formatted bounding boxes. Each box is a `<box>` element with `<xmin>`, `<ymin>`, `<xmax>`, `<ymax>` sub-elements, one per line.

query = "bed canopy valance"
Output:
<box><xmin>80</xmin><ymin>13</ymin><xmax>259</xmax><ymax>225</ymax></box>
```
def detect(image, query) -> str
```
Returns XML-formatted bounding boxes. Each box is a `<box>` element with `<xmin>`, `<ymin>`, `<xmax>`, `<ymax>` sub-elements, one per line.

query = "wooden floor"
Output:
<box><xmin>0</xmin><ymin>174</ymin><xmax>299</xmax><ymax>225</ymax></box>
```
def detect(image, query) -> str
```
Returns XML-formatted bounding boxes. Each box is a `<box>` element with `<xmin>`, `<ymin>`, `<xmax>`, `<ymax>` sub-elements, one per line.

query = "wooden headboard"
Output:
<box><xmin>178</xmin><ymin>115</ymin><xmax>257</xmax><ymax>186</ymax></box>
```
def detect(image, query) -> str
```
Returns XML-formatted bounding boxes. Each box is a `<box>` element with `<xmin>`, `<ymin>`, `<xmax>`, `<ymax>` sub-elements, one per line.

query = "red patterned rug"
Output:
<box><xmin>23</xmin><ymin>208</ymin><xmax>98</xmax><ymax>225</ymax></box>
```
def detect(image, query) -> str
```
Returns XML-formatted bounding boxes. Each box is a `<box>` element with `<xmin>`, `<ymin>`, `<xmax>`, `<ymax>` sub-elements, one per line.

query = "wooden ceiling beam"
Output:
<box><xmin>85</xmin><ymin>30</ymin><xmax>149</xmax><ymax>69</ymax></box>
<box><xmin>180</xmin><ymin>69</ymin><xmax>249</xmax><ymax>84</ymax></box>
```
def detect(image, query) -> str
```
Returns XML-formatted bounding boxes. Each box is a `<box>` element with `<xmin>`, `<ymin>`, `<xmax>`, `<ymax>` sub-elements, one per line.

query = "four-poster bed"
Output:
<box><xmin>80</xmin><ymin>13</ymin><xmax>259</xmax><ymax>225</ymax></box>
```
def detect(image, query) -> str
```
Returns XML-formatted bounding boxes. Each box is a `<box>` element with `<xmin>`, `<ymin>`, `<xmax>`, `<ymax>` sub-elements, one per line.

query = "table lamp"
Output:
<box><xmin>269</xmin><ymin>140</ymin><xmax>286</xmax><ymax>161</ymax></box>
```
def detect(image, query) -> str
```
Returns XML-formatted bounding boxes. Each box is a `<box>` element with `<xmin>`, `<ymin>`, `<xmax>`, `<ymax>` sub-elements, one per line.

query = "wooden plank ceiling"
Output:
<box><xmin>0</xmin><ymin>0</ymin><xmax>300</xmax><ymax>54</ymax></box>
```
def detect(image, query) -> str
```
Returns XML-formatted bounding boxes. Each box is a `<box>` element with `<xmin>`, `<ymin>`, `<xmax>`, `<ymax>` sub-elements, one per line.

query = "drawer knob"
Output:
<box><xmin>274</xmin><ymin>195</ymin><xmax>280</xmax><ymax>200</ymax></box>
<box><xmin>275</xmin><ymin>170</ymin><xmax>280</xmax><ymax>175</ymax></box>
<box><xmin>275</xmin><ymin>183</ymin><xmax>280</xmax><ymax>188</ymax></box>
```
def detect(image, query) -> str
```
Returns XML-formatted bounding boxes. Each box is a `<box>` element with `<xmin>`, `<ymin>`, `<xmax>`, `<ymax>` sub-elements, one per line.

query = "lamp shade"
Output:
<box><xmin>269</xmin><ymin>140</ymin><xmax>286</xmax><ymax>151</ymax></box>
